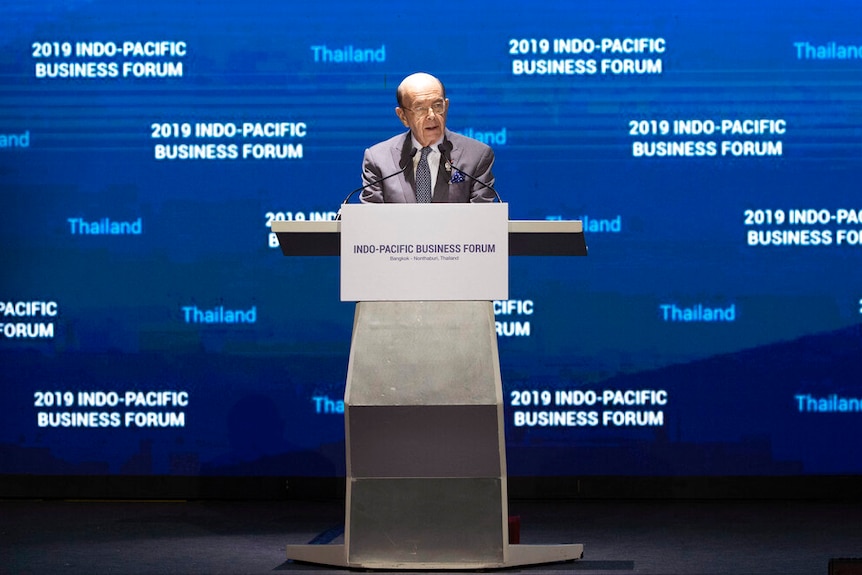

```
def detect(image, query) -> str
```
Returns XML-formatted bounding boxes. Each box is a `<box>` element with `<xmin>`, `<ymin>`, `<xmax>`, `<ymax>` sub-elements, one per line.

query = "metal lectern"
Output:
<box><xmin>273</xmin><ymin>213</ymin><xmax>587</xmax><ymax>569</ymax></box>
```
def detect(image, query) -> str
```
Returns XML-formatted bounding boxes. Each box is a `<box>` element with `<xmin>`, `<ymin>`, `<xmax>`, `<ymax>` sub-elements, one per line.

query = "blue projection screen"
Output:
<box><xmin>2</xmin><ymin>0</ymin><xmax>861</xmax><ymax>483</ymax></box>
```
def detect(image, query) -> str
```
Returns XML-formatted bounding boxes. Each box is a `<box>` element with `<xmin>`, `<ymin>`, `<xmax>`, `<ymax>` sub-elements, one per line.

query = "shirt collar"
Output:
<box><xmin>410</xmin><ymin>134</ymin><xmax>444</xmax><ymax>153</ymax></box>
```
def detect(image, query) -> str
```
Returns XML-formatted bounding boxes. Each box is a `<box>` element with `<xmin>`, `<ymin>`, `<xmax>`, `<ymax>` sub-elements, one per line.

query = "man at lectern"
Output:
<box><xmin>360</xmin><ymin>72</ymin><xmax>496</xmax><ymax>203</ymax></box>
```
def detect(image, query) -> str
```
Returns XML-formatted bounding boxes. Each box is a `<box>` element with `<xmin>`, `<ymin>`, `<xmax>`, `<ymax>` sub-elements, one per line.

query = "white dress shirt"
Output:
<box><xmin>410</xmin><ymin>135</ymin><xmax>444</xmax><ymax>199</ymax></box>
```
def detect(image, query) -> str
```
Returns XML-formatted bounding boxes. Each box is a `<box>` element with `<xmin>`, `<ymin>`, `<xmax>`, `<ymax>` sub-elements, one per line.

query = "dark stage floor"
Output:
<box><xmin>2</xmin><ymin>498</ymin><xmax>860</xmax><ymax>575</ymax></box>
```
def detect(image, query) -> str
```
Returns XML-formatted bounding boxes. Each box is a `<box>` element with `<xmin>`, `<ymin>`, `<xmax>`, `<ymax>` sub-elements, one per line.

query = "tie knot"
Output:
<box><xmin>420</xmin><ymin>146</ymin><xmax>432</xmax><ymax>158</ymax></box>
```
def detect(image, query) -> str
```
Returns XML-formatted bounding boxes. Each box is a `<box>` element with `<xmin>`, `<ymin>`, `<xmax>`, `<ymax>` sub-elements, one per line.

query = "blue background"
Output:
<box><xmin>1</xmin><ymin>0</ymin><xmax>861</xmax><ymax>479</ymax></box>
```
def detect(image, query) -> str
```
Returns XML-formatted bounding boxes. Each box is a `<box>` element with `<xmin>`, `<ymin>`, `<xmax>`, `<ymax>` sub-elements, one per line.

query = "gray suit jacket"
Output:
<box><xmin>360</xmin><ymin>129</ymin><xmax>496</xmax><ymax>203</ymax></box>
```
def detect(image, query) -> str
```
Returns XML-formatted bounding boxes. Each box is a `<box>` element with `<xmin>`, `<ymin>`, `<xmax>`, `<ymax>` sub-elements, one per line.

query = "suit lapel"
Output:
<box><xmin>434</xmin><ymin>132</ymin><xmax>463</xmax><ymax>202</ymax></box>
<box><xmin>433</xmin><ymin>130</ymin><xmax>461</xmax><ymax>203</ymax></box>
<box><xmin>393</xmin><ymin>132</ymin><xmax>416</xmax><ymax>203</ymax></box>
<box><xmin>432</xmin><ymin>152</ymin><xmax>450</xmax><ymax>203</ymax></box>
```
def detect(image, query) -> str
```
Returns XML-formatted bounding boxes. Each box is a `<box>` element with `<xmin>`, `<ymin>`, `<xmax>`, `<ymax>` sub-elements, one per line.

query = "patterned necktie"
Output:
<box><xmin>415</xmin><ymin>146</ymin><xmax>432</xmax><ymax>203</ymax></box>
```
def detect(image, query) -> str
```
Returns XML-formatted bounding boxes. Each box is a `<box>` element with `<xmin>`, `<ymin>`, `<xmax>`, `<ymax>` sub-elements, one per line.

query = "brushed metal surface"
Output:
<box><xmin>348</xmin><ymin>404</ymin><xmax>502</xmax><ymax>478</ymax></box>
<box><xmin>306</xmin><ymin>299</ymin><xmax>585</xmax><ymax>569</ymax></box>
<box><xmin>347</xmin><ymin>477</ymin><xmax>505</xmax><ymax>565</ymax></box>
<box><xmin>346</xmin><ymin>301</ymin><xmax>502</xmax><ymax>406</ymax></box>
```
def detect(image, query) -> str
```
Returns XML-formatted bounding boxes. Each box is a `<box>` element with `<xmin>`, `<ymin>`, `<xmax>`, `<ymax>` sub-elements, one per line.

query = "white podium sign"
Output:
<box><xmin>339</xmin><ymin>203</ymin><xmax>508</xmax><ymax>302</ymax></box>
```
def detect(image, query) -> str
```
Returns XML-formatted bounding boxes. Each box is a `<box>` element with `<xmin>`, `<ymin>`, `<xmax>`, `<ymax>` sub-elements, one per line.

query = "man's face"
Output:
<box><xmin>396</xmin><ymin>77</ymin><xmax>449</xmax><ymax>148</ymax></box>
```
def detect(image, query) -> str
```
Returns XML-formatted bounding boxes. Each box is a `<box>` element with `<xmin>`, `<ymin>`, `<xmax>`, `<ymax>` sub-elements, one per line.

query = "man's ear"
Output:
<box><xmin>395</xmin><ymin>107</ymin><xmax>409</xmax><ymax>127</ymax></box>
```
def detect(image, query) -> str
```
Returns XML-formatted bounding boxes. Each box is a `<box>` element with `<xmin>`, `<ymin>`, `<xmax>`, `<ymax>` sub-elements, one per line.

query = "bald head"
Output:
<box><xmin>396</xmin><ymin>73</ymin><xmax>446</xmax><ymax>107</ymax></box>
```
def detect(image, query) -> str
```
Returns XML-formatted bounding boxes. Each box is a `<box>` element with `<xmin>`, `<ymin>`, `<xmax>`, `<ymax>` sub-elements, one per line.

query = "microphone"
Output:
<box><xmin>335</xmin><ymin>148</ymin><xmax>417</xmax><ymax>219</ymax></box>
<box><xmin>438</xmin><ymin>141</ymin><xmax>502</xmax><ymax>203</ymax></box>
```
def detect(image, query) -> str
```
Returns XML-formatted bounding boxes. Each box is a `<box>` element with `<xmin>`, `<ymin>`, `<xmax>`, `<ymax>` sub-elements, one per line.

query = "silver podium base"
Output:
<box><xmin>287</xmin><ymin>301</ymin><xmax>583</xmax><ymax>569</ymax></box>
<box><xmin>285</xmin><ymin>542</ymin><xmax>584</xmax><ymax>569</ymax></box>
